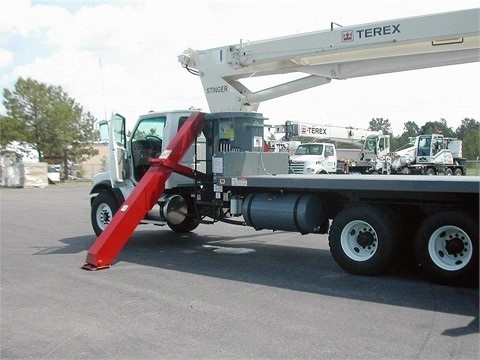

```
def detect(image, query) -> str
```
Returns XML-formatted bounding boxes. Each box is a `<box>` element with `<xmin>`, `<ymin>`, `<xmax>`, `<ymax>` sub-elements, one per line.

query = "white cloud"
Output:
<box><xmin>0</xmin><ymin>0</ymin><xmax>72</xmax><ymax>38</ymax></box>
<box><xmin>0</xmin><ymin>48</ymin><xmax>14</xmax><ymax>67</ymax></box>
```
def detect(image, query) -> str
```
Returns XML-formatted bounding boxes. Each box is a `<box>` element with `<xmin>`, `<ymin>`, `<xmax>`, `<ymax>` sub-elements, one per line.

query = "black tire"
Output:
<box><xmin>454</xmin><ymin>168</ymin><xmax>463</xmax><ymax>176</ymax></box>
<box><xmin>414</xmin><ymin>211</ymin><xmax>478</xmax><ymax>286</ymax></box>
<box><xmin>444</xmin><ymin>168</ymin><xmax>453</xmax><ymax>176</ymax></box>
<box><xmin>329</xmin><ymin>205</ymin><xmax>398</xmax><ymax>276</ymax></box>
<box><xmin>91</xmin><ymin>191</ymin><xmax>119</xmax><ymax>236</ymax></box>
<box><xmin>426</xmin><ymin>168</ymin><xmax>436</xmax><ymax>175</ymax></box>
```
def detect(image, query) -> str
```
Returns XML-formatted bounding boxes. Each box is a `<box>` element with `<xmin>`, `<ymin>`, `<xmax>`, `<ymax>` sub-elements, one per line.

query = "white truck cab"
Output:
<box><xmin>90</xmin><ymin>110</ymin><xmax>206</xmax><ymax>235</ymax></box>
<box><xmin>289</xmin><ymin>142</ymin><xmax>337</xmax><ymax>174</ymax></box>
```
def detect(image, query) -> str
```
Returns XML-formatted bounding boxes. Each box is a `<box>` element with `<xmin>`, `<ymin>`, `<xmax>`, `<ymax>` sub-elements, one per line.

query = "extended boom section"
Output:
<box><xmin>83</xmin><ymin>112</ymin><xmax>206</xmax><ymax>270</ymax></box>
<box><xmin>179</xmin><ymin>8</ymin><xmax>480</xmax><ymax>113</ymax></box>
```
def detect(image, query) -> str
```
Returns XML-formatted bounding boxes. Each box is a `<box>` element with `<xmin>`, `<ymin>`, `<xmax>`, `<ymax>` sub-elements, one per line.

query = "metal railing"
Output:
<box><xmin>83</xmin><ymin>159</ymin><xmax>480</xmax><ymax>180</ymax></box>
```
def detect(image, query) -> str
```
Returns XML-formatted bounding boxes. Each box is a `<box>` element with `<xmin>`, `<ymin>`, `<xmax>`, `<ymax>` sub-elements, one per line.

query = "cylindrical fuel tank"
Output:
<box><xmin>242</xmin><ymin>193</ymin><xmax>325</xmax><ymax>234</ymax></box>
<box><xmin>162</xmin><ymin>195</ymin><xmax>187</xmax><ymax>225</ymax></box>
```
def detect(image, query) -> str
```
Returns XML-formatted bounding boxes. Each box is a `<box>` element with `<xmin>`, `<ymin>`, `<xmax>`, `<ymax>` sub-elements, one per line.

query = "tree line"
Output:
<box><xmin>1</xmin><ymin>77</ymin><xmax>479</xmax><ymax>167</ymax></box>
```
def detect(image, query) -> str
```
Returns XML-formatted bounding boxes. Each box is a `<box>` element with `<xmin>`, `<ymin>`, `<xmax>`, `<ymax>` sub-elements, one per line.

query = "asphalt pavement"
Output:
<box><xmin>1</xmin><ymin>183</ymin><xmax>478</xmax><ymax>359</ymax></box>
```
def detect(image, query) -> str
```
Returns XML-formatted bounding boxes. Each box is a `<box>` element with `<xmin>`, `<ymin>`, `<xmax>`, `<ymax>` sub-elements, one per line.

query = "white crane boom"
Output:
<box><xmin>178</xmin><ymin>8</ymin><xmax>480</xmax><ymax>113</ymax></box>
<box><xmin>270</xmin><ymin>121</ymin><xmax>382</xmax><ymax>144</ymax></box>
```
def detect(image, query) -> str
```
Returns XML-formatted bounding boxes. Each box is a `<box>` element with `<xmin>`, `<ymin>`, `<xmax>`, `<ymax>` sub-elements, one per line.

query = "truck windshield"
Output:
<box><xmin>132</xmin><ymin>117</ymin><xmax>166</xmax><ymax>141</ymax></box>
<box><xmin>363</xmin><ymin>137</ymin><xmax>377</xmax><ymax>152</ymax></box>
<box><xmin>295</xmin><ymin>144</ymin><xmax>324</xmax><ymax>155</ymax></box>
<box><xmin>417</xmin><ymin>136</ymin><xmax>432</xmax><ymax>156</ymax></box>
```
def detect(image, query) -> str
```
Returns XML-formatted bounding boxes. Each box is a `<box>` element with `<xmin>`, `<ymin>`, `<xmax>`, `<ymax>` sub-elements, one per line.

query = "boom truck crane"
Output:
<box><xmin>269</xmin><ymin>121</ymin><xmax>389</xmax><ymax>174</ymax></box>
<box><xmin>86</xmin><ymin>8</ymin><xmax>480</xmax><ymax>286</ymax></box>
<box><xmin>390</xmin><ymin>134</ymin><xmax>466</xmax><ymax>175</ymax></box>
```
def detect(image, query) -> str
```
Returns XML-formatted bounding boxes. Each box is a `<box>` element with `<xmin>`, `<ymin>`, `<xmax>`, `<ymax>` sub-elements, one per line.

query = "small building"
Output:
<box><xmin>80</xmin><ymin>142</ymin><xmax>108</xmax><ymax>180</ymax></box>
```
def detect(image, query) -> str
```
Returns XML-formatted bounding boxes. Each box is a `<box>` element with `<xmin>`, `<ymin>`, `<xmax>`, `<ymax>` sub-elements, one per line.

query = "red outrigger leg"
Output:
<box><xmin>82</xmin><ymin>112</ymin><xmax>206</xmax><ymax>270</ymax></box>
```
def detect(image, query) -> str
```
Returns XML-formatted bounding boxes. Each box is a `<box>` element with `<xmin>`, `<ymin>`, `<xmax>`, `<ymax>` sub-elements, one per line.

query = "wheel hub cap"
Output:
<box><xmin>357</xmin><ymin>231</ymin><xmax>375</xmax><ymax>248</ymax></box>
<box><xmin>444</xmin><ymin>236</ymin><xmax>465</xmax><ymax>256</ymax></box>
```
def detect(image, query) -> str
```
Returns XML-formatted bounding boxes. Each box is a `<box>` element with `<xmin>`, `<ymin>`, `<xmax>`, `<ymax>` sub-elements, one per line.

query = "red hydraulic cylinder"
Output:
<box><xmin>82</xmin><ymin>112</ymin><xmax>206</xmax><ymax>270</ymax></box>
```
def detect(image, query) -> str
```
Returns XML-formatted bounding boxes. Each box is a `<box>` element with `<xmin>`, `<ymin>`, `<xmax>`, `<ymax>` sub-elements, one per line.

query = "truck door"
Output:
<box><xmin>130</xmin><ymin>115</ymin><xmax>166</xmax><ymax>182</ymax></box>
<box><xmin>376</xmin><ymin>135</ymin><xmax>390</xmax><ymax>158</ymax></box>
<box><xmin>108</xmin><ymin>113</ymin><xmax>127</xmax><ymax>186</ymax></box>
<box><xmin>324</xmin><ymin>144</ymin><xmax>337</xmax><ymax>173</ymax></box>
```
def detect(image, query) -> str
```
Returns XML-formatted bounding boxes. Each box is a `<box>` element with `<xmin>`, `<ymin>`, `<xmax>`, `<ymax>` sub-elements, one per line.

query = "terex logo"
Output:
<box><xmin>301</xmin><ymin>126</ymin><xmax>327</xmax><ymax>135</ymax></box>
<box><xmin>356</xmin><ymin>24</ymin><xmax>401</xmax><ymax>39</ymax></box>
<box><xmin>342</xmin><ymin>24</ymin><xmax>401</xmax><ymax>42</ymax></box>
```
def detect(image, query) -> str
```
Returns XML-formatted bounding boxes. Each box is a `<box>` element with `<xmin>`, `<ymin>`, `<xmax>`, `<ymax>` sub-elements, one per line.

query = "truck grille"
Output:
<box><xmin>289</xmin><ymin>161</ymin><xmax>305</xmax><ymax>174</ymax></box>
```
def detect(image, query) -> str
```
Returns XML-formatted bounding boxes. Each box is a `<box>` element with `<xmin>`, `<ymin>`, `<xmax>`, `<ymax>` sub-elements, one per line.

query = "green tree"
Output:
<box><xmin>369</xmin><ymin>117</ymin><xmax>392</xmax><ymax>134</ymax></box>
<box><xmin>402</xmin><ymin>121</ymin><xmax>420</xmax><ymax>137</ymax></box>
<box><xmin>2</xmin><ymin>77</ymin><xmax>98</xmax><ymax>163</ymax></box>
<box><xmin>455</xmin><ymin>118</ymin><xmax>479</xmax><ymax>159</ymax></box>
<box><xmin>455</xmin><ymin>118</ymin><xmax>479</xmax><ymax>139</ymax></box>
<box><xmin>0</xmin><ymin>115</ymin><xmax>27</xmax><ymax>146</ymax></box>
<box><xmin>393</xmin><ymin>121</ymin><xmax>420</xmax><ymax>150</ymax></box>
<box><xmin>420</xmin><ymin>118</ymin><xmax>455</xmax><ymax>137</ymax></box>
<box><xmin>461</xmin><ymin>126</ymin><xmax>479</xmax><ymax>159</ymax></box>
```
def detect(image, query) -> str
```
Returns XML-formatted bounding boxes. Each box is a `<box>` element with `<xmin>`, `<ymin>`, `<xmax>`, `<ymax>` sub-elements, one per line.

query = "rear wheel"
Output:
<box><xmin>444</xmin><ymin>168</ymin><xmax>453</xmax><ymax>176</ymax></box>
<box><xmin>329</xmin><ymin>205</ymin><xmax>398</xmax><ymax>276</ymax></box>
<box><xmin>91</xmin><ymin>191</ymin><xmax>119</xmax><ymax>236</ymax></box>
<box><xmin>454</xmin><ymin>168</ymin><xmax>463</xmax><ymax>176</ymax></box>
<box><xmin>415</xmin><ymin>211</ymin><xmax>478</xmax><ymax>286</ymax></box>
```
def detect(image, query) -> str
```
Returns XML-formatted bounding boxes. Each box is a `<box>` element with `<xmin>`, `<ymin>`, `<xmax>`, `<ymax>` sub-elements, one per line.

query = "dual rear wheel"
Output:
<box><xmin>329</xmin><ymin>205</ymin><xmax>398</xmax><ymax>276</ymax></box>
<box><xmin>328</xmin><ymin>205</ymin><xmax>477</xmax><ymax>285</ymax></box>
<box><xmin>414</xmin><ymin>211</ymin><xmax>477</xmax><ymax>286</ymax></box>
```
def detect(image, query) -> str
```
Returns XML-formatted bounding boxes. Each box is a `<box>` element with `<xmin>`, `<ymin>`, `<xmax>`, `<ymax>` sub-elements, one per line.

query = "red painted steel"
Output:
<box><xmin>82</xmin><ymin>112</ymin><xmax>206</xmax><ymax>270</ymax></box>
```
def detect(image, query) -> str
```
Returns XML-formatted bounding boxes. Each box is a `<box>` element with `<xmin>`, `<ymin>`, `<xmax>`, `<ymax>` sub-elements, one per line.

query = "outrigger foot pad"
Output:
<box><xmin>81</xmin><ymin>263</ymin><xmax>111</xmax><ymax>271</ymax></box>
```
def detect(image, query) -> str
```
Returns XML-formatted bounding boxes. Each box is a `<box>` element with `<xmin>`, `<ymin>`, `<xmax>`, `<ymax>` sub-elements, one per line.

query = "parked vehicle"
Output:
<box><xmin>86</xmin><ymin>8</ymin><xmax>480</xmax><ymax>286</ymax></box>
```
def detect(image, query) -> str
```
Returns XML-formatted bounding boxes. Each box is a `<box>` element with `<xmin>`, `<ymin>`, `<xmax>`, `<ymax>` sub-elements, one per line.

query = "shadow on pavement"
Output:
<box><xmin>36</xmin><ymin>227</ymin><xmax>479</xmax><ymax>321</ymax></box>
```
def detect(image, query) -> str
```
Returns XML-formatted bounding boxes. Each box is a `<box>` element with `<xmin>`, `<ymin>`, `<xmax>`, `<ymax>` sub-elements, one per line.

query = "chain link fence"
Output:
<box><xmin>81</xmin><ymin>163</ymin><xmax>105</xmax><ymax>180</ymax></box>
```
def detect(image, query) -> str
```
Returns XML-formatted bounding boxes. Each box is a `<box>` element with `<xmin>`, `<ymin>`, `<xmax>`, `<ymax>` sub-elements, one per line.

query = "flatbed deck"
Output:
<box><xmin>216</xmin><ymin>174</ymin><xmax>479</xmax><ymax>194</ymax></box>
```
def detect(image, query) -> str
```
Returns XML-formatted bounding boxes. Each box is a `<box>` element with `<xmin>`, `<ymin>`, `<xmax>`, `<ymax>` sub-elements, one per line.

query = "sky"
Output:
<box><xmin>0</xmin><ymin>0</ymin><xmax>479</xmax><ymax>135</ymax></box>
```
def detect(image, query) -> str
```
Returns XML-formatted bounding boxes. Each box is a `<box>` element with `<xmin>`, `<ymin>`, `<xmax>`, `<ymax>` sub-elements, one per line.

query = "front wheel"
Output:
<box><xmin>329</xmin><ymin>205</ymin><xmax>398</xmax><ymax>276</ymax></box>
<box><xmin>91</xmin><ymin>191</ymin><xmax>119</xmax><ymax>236</ymax></box>
<box><xmin>414</xmin><ymin>211</ymin><xmax>478</xmax><ymax>286</ymax></box>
